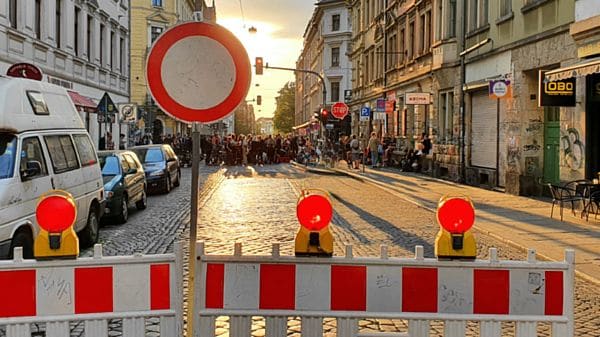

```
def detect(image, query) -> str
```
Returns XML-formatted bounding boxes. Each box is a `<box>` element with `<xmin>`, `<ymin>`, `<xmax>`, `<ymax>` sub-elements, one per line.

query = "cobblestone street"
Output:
<box><xmin>72</xmin><ymin>164</ymin><xmax>599</xmax><ymax>336</ymax></box>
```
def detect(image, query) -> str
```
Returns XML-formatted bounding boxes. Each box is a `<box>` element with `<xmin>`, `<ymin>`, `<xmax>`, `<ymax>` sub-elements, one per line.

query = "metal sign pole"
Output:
<box><xmin>187</xmin><ymin>122</ymin><xmax>200</xmax><ymax>337</ymax></box>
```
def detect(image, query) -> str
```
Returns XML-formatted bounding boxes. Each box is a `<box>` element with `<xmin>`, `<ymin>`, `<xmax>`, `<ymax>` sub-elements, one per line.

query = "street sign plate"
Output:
<box><xmin>360</xmin><ymin>107</ymin><xmax>370</xmax><ymax>121</ymax></box>
<box><xmin>332</xmin><ymin>102</ymin><xmax>349</xmax><ymax>119</ymax></box>
<box><xmin>344</xmin><ymin>89</ymin><xmax>352</xmax><ymax>102</ymax></box>
<box><xmin>146</xmin><ymin>22</ymin><xmax>251</xmax><ymax>123</ymax></box>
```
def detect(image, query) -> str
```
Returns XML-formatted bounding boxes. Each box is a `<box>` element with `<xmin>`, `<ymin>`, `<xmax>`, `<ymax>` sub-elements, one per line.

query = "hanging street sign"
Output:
<box><xmin>7</xmin><ymin>63</ymin><xmax>43</xmax><ymax>81</ymax></box>
<box><xmin>146</xmin><ymin>21</ymin><xmax>251</xmax><ymax>123</ymax></box>
<box><xmin>360</xmin><ymin>106</ymin><xmax>371</xmax><ymax>121</ymax></box>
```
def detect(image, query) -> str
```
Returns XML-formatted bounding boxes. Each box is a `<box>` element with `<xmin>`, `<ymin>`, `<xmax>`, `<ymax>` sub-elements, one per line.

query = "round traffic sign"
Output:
<box><xmin>297</xmin><ymin>194</ymin><xmax>333</xmax><ymax>231</ymax></box>
<box><xmin>146</xmin><ymin>22</ymin><xmax>251</xmax><ymax>123</ymax></box>
<box><xmin>436</xmin><ymin>197</ymin><xmax>475</xmax><ymax>234</ymax></box>
<box><xmin>332</xmin><ymin>102</ymin><xmax>349</xmax><ymax>119</ymax></box>
<box><xmin>36</xmin><ymin>193</ymin><xmax>77</xmax><ymax>233</ymax></box>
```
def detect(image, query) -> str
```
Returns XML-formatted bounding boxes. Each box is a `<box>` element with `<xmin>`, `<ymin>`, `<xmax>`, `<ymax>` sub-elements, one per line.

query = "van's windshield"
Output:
<box><xmin>0</xmin><ymin>133</ymin><xmax>17</xmax><ymax>180</ymax></box>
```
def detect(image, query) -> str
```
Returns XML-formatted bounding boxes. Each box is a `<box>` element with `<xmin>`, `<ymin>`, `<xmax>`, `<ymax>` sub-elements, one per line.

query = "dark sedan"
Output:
<box><xmin>98</xmin><ymin>150</ymin><xmax>147</xmax><ymax>224</ymax></box>
<box><xmin>131</xmin><ymin>144</ymin><xmax>180</xmax><ymax>194</ymax></box>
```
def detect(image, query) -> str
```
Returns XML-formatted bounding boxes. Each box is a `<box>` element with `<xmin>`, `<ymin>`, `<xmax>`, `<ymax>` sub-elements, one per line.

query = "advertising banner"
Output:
<box><xmin>538</xmin><ymin>71</ymin><xmax>576</xmax><ymax>107</ymax></box>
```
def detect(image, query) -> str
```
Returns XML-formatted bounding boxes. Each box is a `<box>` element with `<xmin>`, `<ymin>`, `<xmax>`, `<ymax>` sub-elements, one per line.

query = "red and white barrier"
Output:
<box><xmin>193</xmin><ymin>243</ymin><xmax>575</xmax><ymax>337</ymax></box>
<box><xmin>0</xmin><ymin>244</ymin><xmax>183</xmax><ymax>337</ymax></box>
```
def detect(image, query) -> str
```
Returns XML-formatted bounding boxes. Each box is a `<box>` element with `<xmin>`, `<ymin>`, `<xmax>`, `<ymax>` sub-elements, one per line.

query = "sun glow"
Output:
<box><xmin>218</xmin><ymin>17</ymin><xmax>302</xmax><ymax>119</ymax></box>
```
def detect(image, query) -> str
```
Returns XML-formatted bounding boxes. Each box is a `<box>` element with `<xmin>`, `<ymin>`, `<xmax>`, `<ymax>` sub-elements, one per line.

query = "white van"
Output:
<box><xmin>0</xmin><ymin>76</ymin><xmax>104</xmax><ymax>258</ymax></box>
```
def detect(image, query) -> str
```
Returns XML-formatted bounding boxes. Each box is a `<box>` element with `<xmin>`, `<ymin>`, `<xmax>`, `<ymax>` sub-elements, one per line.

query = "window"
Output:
<box><xmin>120</xmin><ymin>37</ymin><xmax>125</xmax><ymax>74</ymax></box>
<box><xmin>332</xmin><ymin>14</ymin><xmax>340</xmax><ymax>31</ymax></box>
<box><xmin>426</xmin><ymin>11</ymin><xmax>432</xmax><ymax>53</ymax></box>
<box><xmin>365</xmin><ymin>54</ymin><xmax>370</xmax><ymax>83</ymax></box>
<box><xmin>100</xmin><ymin>24</ymin><xmax>105</xmax><ymax>65</ymax></box>
<box><xmin>399</xmin><ymin>27</ymin><xmax>405</xmax><ymax>63</ymax></box>
<box><xmin>331</xmin><ymin>47</ymin><xmax>340</xmax><ymax>67</ymax></box>
<box><xmin>420</xmin><ymin>14</ymin><xmax>425</xmax><ymax>55</ymax></box>
<box><xmin>35</xmin><ymin>0</ymin><xmax>41</xmax><ymax>39</ymax></box>
<box><xmin>87</xmin><ymin>16</ymin><xmax>93</xmax><ymax>60</ymax></box>
<box><xmin>500</xmin><ymin>0</ymin><xmax>512</xmax><ymax>17</ymax></box>
<box><xmin>120</xmin><ymin>156</ymin><xmax>130</xmax><ymax>173</ymax></box>
<box><xmin>100</xmin><ymin>155</ymin><xmax>120</xmax><ymax>175</ymax></box>
<box><xmin>27</xmin><ymin>91</ymin><xmax>49</xmax><ymax>115</ymax></box>
<box><xmin>124</xmin><ymin>154</ymin><xmax>138</xmax><ymax>170</ymax></box>
<box><xmin>388</xmin><ymin>34</ymin><xmax>397</xmax><ymax>69</ymax></box>
<box><xmin>110</xmin><ymin>31</ymin><xmax>115</xmax><ymax>70</ymax></box>
<box><xmin>45</xmin><ymin>135</ymin><xmax>80</xmax><ymax>173</ymax></box>
<box><xmin>152</xmin><ymin>0</ymin><xmax>163</xmax><ymax>7</ymax></box>
<box><xmin>73</xmin><ymin>134</ymin><xmax>97</xmax><ymax>167</ymax></box>
<box><xmin>331</xmin><ymin>82</ymin><xmax>340</xmax><ymax>102</ymax></box>
<box><xmin>447</xmin><ymin>0</ymin><xmax>456</xmax><ymax>38</ymax></box>
<box><xmin>9</xmin><ymin>0</ymin><xmax>17</xmax><ymax>29</ymax></box>
<box><xmin>439</xmin><ymin>91</ymin><xmax>454</xmax><ymax>140</ymax></box>
<box><xmin>56</xmin><ymin>0</ymin><xmax>61</xmax><ymax>48</ymax></box>
<box><xmin>151</xmin><ymin>26</ymin><xmax>163</xmax><ymax>44</ymax></box>
<box><xmin>74</xmin><ymin>7</ymin><xmax>80</xmax><ymax>56</ymax></box>
<box><xmin>20</xmin><ymin>137</ymin><xmax>48</xmax><ymax>178</ymax></box>
<box><xmin>408</xmin><ymin>21</ymin><xmax>414</xmax><ymax>59</ymax></box>
<box><xmin>0</xmin><ymin>134</ymin><xmax>17</xmax><ymax>179</ymax></box>
<box><xmin>468</xmin><ymin>0</ymin><xmax>489</xmax><ymax>32</ymax></box>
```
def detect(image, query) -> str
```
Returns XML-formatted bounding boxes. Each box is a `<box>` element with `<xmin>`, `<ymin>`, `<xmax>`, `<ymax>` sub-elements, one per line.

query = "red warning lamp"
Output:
<box><xmin>36</xmin><ymin>195</ymin><xmax>77</xmax><ymax>233</ymax></box>
<box><xmin>34</xmin><ymin>190</ymin><xmax>79</xmax><ymax>259</ymax></box>
<box><xmin>436</xmin><ymin>197</ymin><xmax>475</xmax><ymax>234</ymax></box>
<box><xmin>321</xmin><ymin>108</ymin><xmax>328</xmax><ymax>120</ymax></box>
<box><xmin>296</xmin><ymin>194</ymin><xmax>332</xmax><ymax>231</ymax></box>
<box><xmin>295</xmin><ymin>190</ymin><xmax>334</xmax><ymax>256</ymax></box>
<box><xmin>435</xmin><ymin>196</ymin><xmax>477</xmax><ymax>260</ymax></box>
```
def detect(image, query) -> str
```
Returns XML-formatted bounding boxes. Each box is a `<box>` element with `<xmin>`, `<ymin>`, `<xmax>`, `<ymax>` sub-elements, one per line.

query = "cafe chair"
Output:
<box><xmin>547</xmin><ymin>183</ymin><xmax>584</xmax><ymax>221</ymax></box>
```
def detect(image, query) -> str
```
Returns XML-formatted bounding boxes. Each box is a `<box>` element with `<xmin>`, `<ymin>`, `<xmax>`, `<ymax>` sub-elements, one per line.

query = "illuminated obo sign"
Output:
<box><xmin>539</xmin><ymin>71</ymin><xmax>576</xmax><ymax>107</ymax></box>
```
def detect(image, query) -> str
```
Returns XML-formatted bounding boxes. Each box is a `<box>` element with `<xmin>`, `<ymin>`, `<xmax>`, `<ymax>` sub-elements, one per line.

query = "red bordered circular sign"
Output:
<box><xmin>146</xmin><ymin>22</ymin><xmax>251</xmax><ymax>123</ymax></box>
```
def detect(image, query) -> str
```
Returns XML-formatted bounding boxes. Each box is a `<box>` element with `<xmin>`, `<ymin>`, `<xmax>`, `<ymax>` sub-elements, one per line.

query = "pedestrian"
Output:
<box><xmin>350</xmin><ymin>135</ymin><xmax>361</xmax><ymax>169</ymax></box>
<box><xmin>368</xmin><ymin>132</ymin><xmax>380</xmax><ymax>168</ymax></box>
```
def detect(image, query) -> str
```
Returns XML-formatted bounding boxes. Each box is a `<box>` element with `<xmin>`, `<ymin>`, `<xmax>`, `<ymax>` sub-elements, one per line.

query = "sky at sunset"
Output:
<box><xmin>215</xmin><ymin>0</ymin><xmax>317</xmax><ymax>119</ymax></box>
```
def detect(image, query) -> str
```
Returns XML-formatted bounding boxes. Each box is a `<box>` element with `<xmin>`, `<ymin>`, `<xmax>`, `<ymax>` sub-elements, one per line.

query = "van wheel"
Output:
<box><xmin>136</xmin><ymin>189</ymin><xmax>147</xmax><ymax>210</ymax></box>
<box><xmin>80</xmin><ymin>208</ymin><xmax>99</xmax><ymax>248</ymax></box>
<box><xmin>117</xmin><ymin>196</ymin><xmax>129</xmax><ymax>224</ymax></box>
<box><xmin>10</xmin><ymin>230</ymin><xmax>33</xmax><ymax>259</ymax></box>
<box><xmin>174</xmin><ymin>171</ymin><xmax>180</xmax><ymax>187</ymax></box>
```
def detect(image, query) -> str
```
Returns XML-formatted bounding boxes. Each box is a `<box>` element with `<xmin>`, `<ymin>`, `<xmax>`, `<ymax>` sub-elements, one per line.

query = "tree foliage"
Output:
<box><xmin>273</xmin><ymin>82</ymin><xmax>295</xmax><ymax>133</ymax></box>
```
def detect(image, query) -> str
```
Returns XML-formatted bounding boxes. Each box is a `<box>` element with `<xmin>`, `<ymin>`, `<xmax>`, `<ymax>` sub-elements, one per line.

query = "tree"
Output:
<box><xmin>273</xmin><ymin>82</ymin><xmax>295</xmax><ymax>133</ymax></box>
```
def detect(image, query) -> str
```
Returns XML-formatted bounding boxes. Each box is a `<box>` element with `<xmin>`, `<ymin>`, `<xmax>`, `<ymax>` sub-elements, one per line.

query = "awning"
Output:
<box><xmin>67</xmin><ymin>90</ymin><xmax>97</xmax><ymax>111</ymax></box>
<box><xmin>544</xmin><ymin>57</ymin><xmax>600</xmax><ymax>82</ymax></box>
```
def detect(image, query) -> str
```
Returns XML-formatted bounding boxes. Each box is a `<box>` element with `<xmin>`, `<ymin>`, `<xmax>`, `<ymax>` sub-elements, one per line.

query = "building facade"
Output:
<box><xmin>295</xmin><ymin>0</ymin><xmax>352</xmax><ymax>140</ymax></box>
<box><xmin>256</xmin><ymin>117</ymin><xmax>274</xmax><ymax>136</ymax></box>
<box><xmin>1</xmin><ymin>0</ymin><xmax>130</xmax><ymax>149</ymax></box>
<box><xmin>130</xmin><ymin>0</ymin><xmax>219</xmax><ymax>143</ymax></box>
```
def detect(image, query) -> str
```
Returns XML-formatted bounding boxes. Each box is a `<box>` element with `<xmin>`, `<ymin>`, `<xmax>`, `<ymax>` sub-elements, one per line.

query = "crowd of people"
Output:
<box><xmin>126</xmin><ymin>131</ymin><xmax>433</xmax><ymax>172</ymax></box>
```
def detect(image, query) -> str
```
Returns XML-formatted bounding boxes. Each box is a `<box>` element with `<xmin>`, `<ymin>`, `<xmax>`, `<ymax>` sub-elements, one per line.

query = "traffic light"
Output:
<box><xmin>256</xmin><ymin>95</ymin><xmax>262</xmax><ymax>105</ymax></box>
<box><xmin>255</xmin><ymin>57</ymin><xmax>263</xmax><ymax>75</ymax></box>
<box><xmin>295</xmin><ymin>189</ymin><xmax>334</xmax><ymax>257</ymax></box>
<box><xmin>34</xmin><ymin>190</ymin><xmax>79</xmax><ymax>259</ymax></box>
<box><xmin>434</xmin><ymin>196</ymin><xmax>476</xmax><ymax>260</ymax></box>
<box><xmin>320</xmin><ymin>108</ymin><xmax>329</xmax><ymax>122</ymax></box>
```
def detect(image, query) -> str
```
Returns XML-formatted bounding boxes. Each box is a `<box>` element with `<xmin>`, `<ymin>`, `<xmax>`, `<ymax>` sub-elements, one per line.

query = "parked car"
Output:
<box><xmin>98</xmin><ymin>150</ymin><xmax>147</xmax><ymax>224</ymax></box>
<box><xmin>0</xmin><ymin>76</ymin><xmax>104</xmax><ymax>258</ymax></box>
<box><xmin>131</xmin><ymin>144</ymin><xmax>180</xmax><ymax>194</ymax></box>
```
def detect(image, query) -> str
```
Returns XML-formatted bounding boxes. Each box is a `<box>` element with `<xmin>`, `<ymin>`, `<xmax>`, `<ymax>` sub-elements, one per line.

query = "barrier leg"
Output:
<box><xmin>85</xmin><ymin>319</ymin><xmax>108</xmax><ymax>337</ymax></box>
<box><xmin>301</xmin><ymin>317</ymin><xmax>323</xmax><ymax>337</ymax></box>
<box><xmin>480</xmin><ymin>321</ymin><xmax>501</xmax><ymax>337</ymax></box>
<box><xmin>197</xmin><ymin>316</ymin><xmax>216</xmax><ymax>337</ymax></box>
<box><xmin>230</xmin><ymin>316</ymin><xmax>251</xmax><ymax>337</ymax></box>
<box><xmin>266</xmin><ymin>316</ymin><xmax>287</xmax><ymax>337</ymax></box>
<box><xmin>444</xmin><ymin>320</ymin><xmax>465</xmax><ymax>337</ymax></box>
<box><xmin>46</xmin><ymin>321</ymin><xmax>69</xmax><ymax>337</ymax></box>
<box><xmin>123</xmin><ymin>317</ymin><xmax>145</xmax><ymax>337</ymax></box>
<box><xmin>160</xmin><ymin>316</ymin><xmax>176</xmax><ymax>336</ymax></box>
<box><xmin>551</xmin><ymin>322</ymin><xmax>568</xmax><ymax>337</ymax></box>
<box><xmin>516</xmin><ymin>321</ymin><xmax>537</xmax><ymax>337</ymax></box>
<box><xmin>337</xmin><ymin>318</ymin><xmax>358</xmax><ymax>337</ymax></box>
<box><xmin>408</xmin><ymin>320</ymin><xmax>429</xmax><ymax>337</ymax></box>
<box><xmin>6</xmin><ymin>323</ymin><xmax>30</xmax><ymax>337</ymax></box>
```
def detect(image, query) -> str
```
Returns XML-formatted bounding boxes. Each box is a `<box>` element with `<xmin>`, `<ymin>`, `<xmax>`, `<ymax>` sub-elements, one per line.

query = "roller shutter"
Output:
<box><xmin>470</xmin><ymin>90</ymin><xmax>498</xmax><ymax>169</ymax></box>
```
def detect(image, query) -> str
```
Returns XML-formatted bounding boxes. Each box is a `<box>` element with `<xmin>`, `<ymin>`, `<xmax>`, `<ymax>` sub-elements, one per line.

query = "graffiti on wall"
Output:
<box><xmin>525</xmin><ymin>157</ymin><xmax>539</xmax><ymax>176</ymax></box>
<box><xmin>507</xmin><ymin>125</ymin><xmax>521</xmax><ymax>172</ymax></box>
<box><xmin>561</xmin><ymin>128</ymin><xmax>584</xmax><ymax>171</ymax></box>
<box><xmin>525</xmin><ymin>118</ymin><xmax>543</xmax><ymax>134</ymax></box>
<box><xmin>523</xmin><ymin>139</ymin><xmax>541</xmax><ymax>153</ymax></box>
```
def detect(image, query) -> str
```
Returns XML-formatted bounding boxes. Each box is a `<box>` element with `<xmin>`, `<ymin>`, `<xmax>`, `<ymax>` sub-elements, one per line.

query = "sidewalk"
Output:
<box><xmin>292</xmin><ymin>161</ymin><xmax>600</xmax><ymax>284</ymax></box>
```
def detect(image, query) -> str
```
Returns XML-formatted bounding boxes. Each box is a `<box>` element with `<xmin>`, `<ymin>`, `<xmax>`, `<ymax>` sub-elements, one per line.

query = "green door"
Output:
<box><xmin>544</xmin><ymin>107</ymin><xmax>560</xmax><ymax>184</ymax></box>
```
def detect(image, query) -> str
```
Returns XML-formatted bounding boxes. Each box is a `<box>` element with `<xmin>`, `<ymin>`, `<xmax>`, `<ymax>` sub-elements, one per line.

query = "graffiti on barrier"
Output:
<box><xmin>561</xmin><ymin>128</ymin><xmax>584</xmax><ymax>171</ymax></box>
